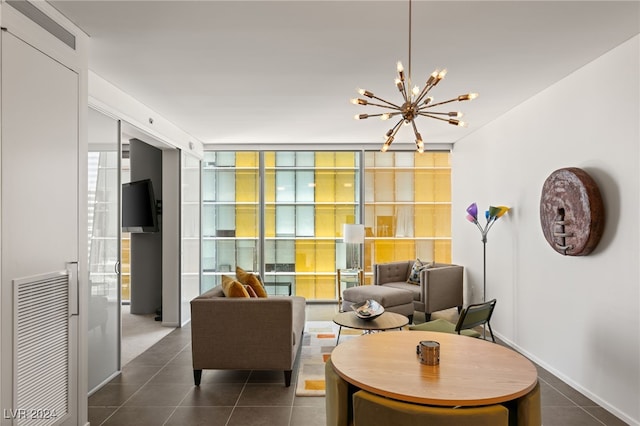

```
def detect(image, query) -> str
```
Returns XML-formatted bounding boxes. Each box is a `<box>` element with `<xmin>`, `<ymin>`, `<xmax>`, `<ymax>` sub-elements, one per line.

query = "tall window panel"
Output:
<box><xmin>264</xmin><ymin>152</ymin><xmax>359</xmax><ymax>299</ymax></box>
<box><xmin>363</xmin><ymin>151</ymin><xmax>451</xmax><ymax>276</ymax></box>
<box><xmin>202</xmin><ymin>152</ymin><xmax>260</xmax><ymax>291</ymax></box>
<box><xmin>181</xmin><ymin>153</ymin><xmax>201</xmax><ymax>324</ymax></box>
<box><xmin>200</xmin><ymin>150</ymin><xmax>450</xmax><ymax>300</ymax></box>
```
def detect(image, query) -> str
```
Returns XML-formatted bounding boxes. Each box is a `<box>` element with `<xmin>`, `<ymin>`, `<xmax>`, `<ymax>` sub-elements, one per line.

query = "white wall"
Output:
<box><xmin>452</xmin><ymin>36</ymin><xmax>640</xmax><ymax>425</ymax></box>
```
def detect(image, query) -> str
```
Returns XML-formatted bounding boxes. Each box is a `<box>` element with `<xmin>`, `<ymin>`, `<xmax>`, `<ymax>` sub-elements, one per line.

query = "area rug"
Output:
<box><xmin>295</xmin><ymin>321</ymin><xmax>360</xmax><ymax>397</ymax></box>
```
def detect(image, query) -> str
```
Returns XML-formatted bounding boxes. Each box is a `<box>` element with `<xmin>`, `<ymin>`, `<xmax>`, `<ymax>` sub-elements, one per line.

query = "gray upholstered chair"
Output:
<box><xmin>373</xmin><ymin>261</ymin><xmax>463</xmax><ymax>321</ymax></box>
<box><xmin>352</xmin><ymin>390</ymin><xmax>509</xmax><ymax>426</ymax></box>
<box><xmin>325</xmin><ymin>357</ymin><xmax>355</xmax><ymax>426</ymax></box>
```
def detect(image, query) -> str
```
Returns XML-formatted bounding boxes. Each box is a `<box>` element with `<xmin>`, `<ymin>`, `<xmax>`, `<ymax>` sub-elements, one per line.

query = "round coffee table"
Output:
<box><xmin>333</xmin><ymin>311</ymin><xmax>409</xmax><ymax>343</ymax></box>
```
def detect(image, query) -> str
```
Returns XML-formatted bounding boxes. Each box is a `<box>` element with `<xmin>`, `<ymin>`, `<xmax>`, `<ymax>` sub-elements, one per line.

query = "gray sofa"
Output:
<box><xmin>373</xmin><ymin>261</ymin><xmax>463</xmax><ymax>321</ymax></box>
<box><xmin>190</xmin><ymin>285</ymin><xmax>306</xmax><ymax>387</ymax></box>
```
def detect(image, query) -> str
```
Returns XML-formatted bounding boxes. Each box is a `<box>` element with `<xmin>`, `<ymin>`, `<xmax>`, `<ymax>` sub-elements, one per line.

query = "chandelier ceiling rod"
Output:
<box><xmin>407</xmin><ymin>0</ymin><xmax>412</xmax><ymax>90</ymax></box>
<box><xmin>350</xmin><ymin>0</ymin><xmax>479</xmax><ymax>153</ymax></box>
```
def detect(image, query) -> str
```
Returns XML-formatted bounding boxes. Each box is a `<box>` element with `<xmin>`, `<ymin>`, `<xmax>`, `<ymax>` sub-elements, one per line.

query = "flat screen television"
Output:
<box><xmin>122</xmin><ymin>179</ymin><xmax>159</xmax><ymax>233</ymax></box>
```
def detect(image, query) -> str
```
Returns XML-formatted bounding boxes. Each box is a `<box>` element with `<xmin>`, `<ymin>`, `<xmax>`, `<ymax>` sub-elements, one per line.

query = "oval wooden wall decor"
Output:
<box><xmin>539</xmin><ymin>167</ymin><xmax>604</xmax><ymax>256</ymax></box>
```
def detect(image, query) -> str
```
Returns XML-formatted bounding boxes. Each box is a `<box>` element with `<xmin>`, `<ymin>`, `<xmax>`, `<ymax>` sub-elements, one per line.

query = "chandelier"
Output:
<box><xmin>350</xmin><ymin>0</ymin><xmax>478</xmax><ymax>153</ymax></box>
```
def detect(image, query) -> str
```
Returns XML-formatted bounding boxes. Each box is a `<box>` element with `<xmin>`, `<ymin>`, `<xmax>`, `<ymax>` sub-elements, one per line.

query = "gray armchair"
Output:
<box><xmin>373</xmin><ymin>261</ymin><xmax>463</xmax><ymax>321</ymax></box>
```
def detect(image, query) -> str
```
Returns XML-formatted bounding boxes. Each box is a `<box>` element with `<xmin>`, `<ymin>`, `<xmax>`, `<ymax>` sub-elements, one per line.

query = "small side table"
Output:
<box><xmin>333</xmin><ymin>311</ymin><xmax>409</xmax><ymax>343</ymax></box>
<box><xmin>336</xmin><ymin>268</ymin><xmax>364</xmax><ymax>311</ymax></box>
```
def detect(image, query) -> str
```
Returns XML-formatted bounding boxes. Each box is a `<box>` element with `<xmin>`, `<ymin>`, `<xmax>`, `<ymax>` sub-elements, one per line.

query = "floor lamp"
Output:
<box><xmin>343</xmin><ymin>224</ymin><xmax>365</xmax><ymax>269</ymax></box>
<box><xmin>465</xmin><ymin>203</ymin><xmax>509</xmax><ymax>338</ymax></box>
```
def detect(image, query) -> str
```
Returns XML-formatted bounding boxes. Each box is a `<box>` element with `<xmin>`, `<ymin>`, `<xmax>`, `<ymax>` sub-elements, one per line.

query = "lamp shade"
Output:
<box><xmin>343</xmin><ymin>224</ymin><xmax>365</xmax><ymax>244</ymax></box>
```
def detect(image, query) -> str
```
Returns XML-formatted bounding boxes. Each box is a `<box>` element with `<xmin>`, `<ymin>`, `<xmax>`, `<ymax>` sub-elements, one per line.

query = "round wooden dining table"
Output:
<box><xmin>330</xmin><ymin>330</ymin><xmax>538</xmax><ymax>407</ymax></box>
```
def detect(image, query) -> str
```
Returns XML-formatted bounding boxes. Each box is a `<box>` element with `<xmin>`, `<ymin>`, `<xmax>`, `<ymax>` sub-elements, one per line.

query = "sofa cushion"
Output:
<box><xmin>407</xmin><ymin>259</ymin><xmax>431</xmax><ymax>284</ymax></box>
<box><xmin>236</xmin><ymin>266</ymin><xmax>268</xmax><ymax>298</ymax></box>
<box><xmin>382</xmin><ymin>282</ymin><xmax>421</xmax><ymax>302</ymax></box>
<box><xmin>221</xmin><ymin>275</ymin><xmax>250</xmax><ymax>298</ymax></box>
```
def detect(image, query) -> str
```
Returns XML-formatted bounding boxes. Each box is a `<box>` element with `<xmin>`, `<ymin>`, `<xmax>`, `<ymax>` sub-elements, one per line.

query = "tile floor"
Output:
<box><xmin>88</xmin><ymin>303</ymin><xmax>629</xmax><ymax>426</ymax></box>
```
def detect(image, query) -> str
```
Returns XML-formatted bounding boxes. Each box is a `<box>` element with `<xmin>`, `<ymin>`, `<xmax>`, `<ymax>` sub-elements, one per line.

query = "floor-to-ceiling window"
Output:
<box><xmin>363</xmin><ymin>151</ymin><xmax>452</xmax><ymax>270</ymax></box>
<box><xmin>264</xmin><ymin>152</ymin><xmax>360</xmax><ymax>299</ymax></box>
<box><xmin>202</xmin><ymin>150</ymin><xmax>450</xmax><ymax>300</ymax></box>
<box><xmin>181</xmin><ymin>152</ymin><xmax>201</xmax><ymax>325</ymax></box>
<box><xmin>202</xmin><ymin>152</ymin><xmax>261</xmax><ymax>291</ymax></box>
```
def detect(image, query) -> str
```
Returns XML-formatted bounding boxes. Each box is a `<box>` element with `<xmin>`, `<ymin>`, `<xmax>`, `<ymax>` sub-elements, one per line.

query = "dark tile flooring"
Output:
<box><xmin>88</xmin><ymin>304</ymin><xmax>629</xmax><ymax>426</ymax></box>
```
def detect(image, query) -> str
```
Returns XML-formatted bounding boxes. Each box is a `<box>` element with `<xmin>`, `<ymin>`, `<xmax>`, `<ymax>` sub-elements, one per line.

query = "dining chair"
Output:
<box><xmin>352</xmin><ymin>389</ymin><xmax>509</xmax><ymax>426</ymax></box>
<box><xmin>409</xmin><ymin>299</ymin><xmax>497</xmax><ymax>342</ymax></box>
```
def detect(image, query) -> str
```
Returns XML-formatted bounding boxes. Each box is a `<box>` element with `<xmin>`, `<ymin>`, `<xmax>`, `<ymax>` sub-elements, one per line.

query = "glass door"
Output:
<box><xmin>87</xmin><ymin>108</ymin><xmax>121</xmax><ymax>392</ymax></box>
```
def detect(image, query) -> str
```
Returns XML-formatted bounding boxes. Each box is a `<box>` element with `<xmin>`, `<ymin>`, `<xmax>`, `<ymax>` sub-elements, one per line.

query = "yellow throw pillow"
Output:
<box><xmin>221</xmin><ymin>275</ymin><xmax>250</xmax><ymax>298</ymax></box>
<box><xmin>235</xmin><ymin>266</ymin><xmax>268</xmax><ymax>298</ymax></box>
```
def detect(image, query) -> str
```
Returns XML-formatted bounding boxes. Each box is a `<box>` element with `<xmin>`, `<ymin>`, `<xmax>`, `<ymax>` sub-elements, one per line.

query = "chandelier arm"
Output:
<box><xmin>417</xmin><ymin>113</ymin><xmax>450</xmax><ymax>123</ymax></box>
<box><xmin>370</xmin><ymin>95</ymin><xmax>404</xmax><ymax>109</ymax></box>
<box><xmin>398</xmin><ymin>83</ymin><xmax>409</xmax><ymax>103</ymax></box>
<box><xmin>410</xmin><ymin>120</ymin><xmax>423</xmax><ymax>146</ymax></box>
<box><xmin>422</xmin><ymin>111</ymin><xmax>456</xmax><ymax>116</ymax></box>
<box><xmin>365</xmin><ymin>101</ymin><xmax>402</xmax><ymax>110</ymax></box>
<box><xmin>414</xmin><ymin>83</ymin><xmax>436</xmax><ymax>105</ymax></box>
<box><xmin>389</xmin><ymin>118</ymin><xmax>405</xmax><ymax>136</ymax></box>
<box><xmin>365</xmin><ymin>113</ymin><xmax>397</xmax><ymax>119</ymax></box>
<box><xmin>420</xmin><ymin>97</ymin><xmax>458</xmax><ymax>109</ymax></box>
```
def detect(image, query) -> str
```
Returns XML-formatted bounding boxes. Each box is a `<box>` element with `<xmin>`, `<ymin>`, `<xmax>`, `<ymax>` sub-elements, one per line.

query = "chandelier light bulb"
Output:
<box><xmin>381</xmin><ymin>136</ymin><xmax>394</xmax><ymax>152</ymax></box>
<box><xmin>426</xmin><ymin>70</ymin><xmax>438</xmax><ymax>86</ymax></box>
<box><xmin>448</xmin><ymin>119</ymin><xmax>467</xmax><ymax>127</ymax></box>
<box><xmin>458</xmin><ymin>93</ymin><xmax>479</xmax><ymax>101</ymax></box>
<box><xmin>412</xmin><ymin>85</ymin><xmax>420</xmax><ymax>96</ymax></box>
<box><xmin>416</xmin><ymin>133</ymin><xmax>424</xmax><ymax>152</ymax></box>
<box><xmin>358</xmin><ymin>88</ymin><xmax>374</xmax><ymax>98</ymax></box>
<box><xmin>397</xmin><ymin>62</ymin><xmax>405</xmax><ymax>82</ymax></box>
<box><xmin>354</xmin><ymin>114</ymin><xmax>369</xmax><ymax>120</ymax></box>
<box><xmin>449</xmin><ymin>111</ymin><xmax>463</xmax><ymax>117</ymax></box>
<box><xmin>381</xmin><ymin>113</ymin><xmax>391</xmax><ymax>121</ymax></box>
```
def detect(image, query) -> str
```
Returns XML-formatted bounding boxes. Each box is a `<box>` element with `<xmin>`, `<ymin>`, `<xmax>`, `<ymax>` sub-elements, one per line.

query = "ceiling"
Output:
<box><xmin>49</xmin><ymin>0</ymin><xmax>639</xmax><ymax>148</ymax></box>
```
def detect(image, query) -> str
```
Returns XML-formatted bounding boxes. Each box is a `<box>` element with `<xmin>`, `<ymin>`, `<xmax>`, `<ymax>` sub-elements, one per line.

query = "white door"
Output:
<box><xmin>1</xmin><ymin>30</ymin><xmax>79</xmax><ymax>426</ymax></box>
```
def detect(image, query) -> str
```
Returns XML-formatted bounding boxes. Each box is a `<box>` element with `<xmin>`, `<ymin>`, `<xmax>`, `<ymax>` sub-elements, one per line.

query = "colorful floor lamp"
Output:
<box><xmin>465</xmin><ymin>203</ymin><xmax>510</xmax><ymax>338</ymax></box>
